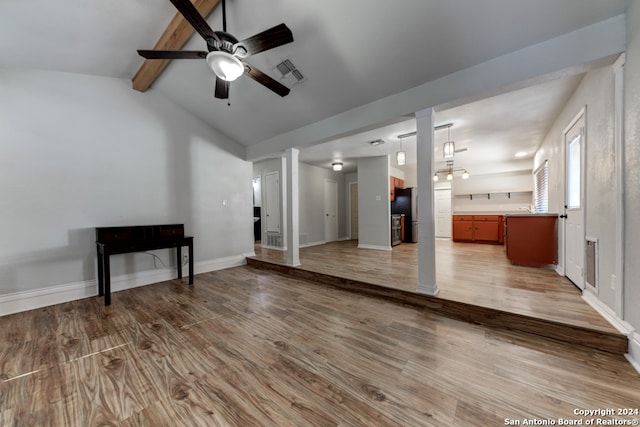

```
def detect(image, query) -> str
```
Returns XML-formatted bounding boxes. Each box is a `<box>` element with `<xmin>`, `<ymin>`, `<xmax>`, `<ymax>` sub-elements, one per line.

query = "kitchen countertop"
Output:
<box><xmin>453</xmin><ymin>212</ymin><xmax>559</xmax><ymax>216</ymax></box>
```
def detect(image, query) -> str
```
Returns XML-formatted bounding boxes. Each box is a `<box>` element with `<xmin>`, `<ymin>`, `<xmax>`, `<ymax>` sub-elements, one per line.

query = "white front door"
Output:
<box><xmin>564</xmin><ymin>112</ymin><xmax>585</xmax><ymax>289</ymax></box>
<box><xmin>324</xmin><ymin>180</ymin><xmax>338</xmax><ymax>242</ymax></box>
<box><xmin>434</xmin><ymin>188</ymin><xmax>452</xmax><ymax>238</ymax></box>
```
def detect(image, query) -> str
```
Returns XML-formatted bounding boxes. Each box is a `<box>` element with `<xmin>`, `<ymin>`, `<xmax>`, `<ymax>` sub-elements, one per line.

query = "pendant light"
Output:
<box><xmin>443</xmin><ymin>125</ymin><xmax>455</xmax><ymax>158</ymax></box>
<box><xmin>396</xmin><ymin>140</ymin><xmax>406</xmax><ymax>166</ymax></box>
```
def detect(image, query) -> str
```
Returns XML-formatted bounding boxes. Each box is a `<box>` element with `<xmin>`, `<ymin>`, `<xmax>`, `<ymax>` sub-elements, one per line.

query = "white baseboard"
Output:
<box><xmin>581</xmin><ymin>291</ymin><xmax>633</xmax><ymax>335</ymax></box>
<box><xmin>300</xmin><ymin>240</ymin><xmax>326</xmax><ymax>248</ymax></box>
<box><xmin>416</xmin><ymin>283</ymin><xmax>440</xmax><ymax>296</ymax></box>
<box><xmin>0</xmin><ymin>254</ymin><xmax>247</xmax><ymax>317</ymax></box>
<box><xmin>581</xmin><ymin>292</ymin><xmax>639</xmax><ymax>373</ymax></box>
<box><xmin>626</xmin><ymin>332</ymin><xmax>640</xmax><ymax>375</ymax></box>
<box><xmin>357</xmin><ymin>244</ymin><xmax>392</xmax><ymax>251</ymax></box>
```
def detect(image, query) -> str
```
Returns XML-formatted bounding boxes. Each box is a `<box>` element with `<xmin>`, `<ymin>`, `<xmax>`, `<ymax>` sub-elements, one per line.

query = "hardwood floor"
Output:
<box><xmin>250</xmin><ymin>239</ymin><xmax>627</xmax><ymax>352</ymax></box>
<box><xmin>1</xmin><ymin>266</ymin><xmax>639</xmax><ymax>426</ymax></box>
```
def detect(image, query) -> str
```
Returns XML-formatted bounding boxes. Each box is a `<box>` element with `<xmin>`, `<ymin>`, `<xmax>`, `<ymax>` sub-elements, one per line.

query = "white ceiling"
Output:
<box><xmin>1</xmin><ymin>0</ymin><xmax>629</xmax><ymax>165</ymax></box>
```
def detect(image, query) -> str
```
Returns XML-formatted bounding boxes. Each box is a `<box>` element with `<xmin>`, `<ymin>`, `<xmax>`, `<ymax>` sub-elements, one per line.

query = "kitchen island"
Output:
<box><xmin>503</xmin><ymin>214</ymin><xmax>558</xmax><ymax>267</ymax></box>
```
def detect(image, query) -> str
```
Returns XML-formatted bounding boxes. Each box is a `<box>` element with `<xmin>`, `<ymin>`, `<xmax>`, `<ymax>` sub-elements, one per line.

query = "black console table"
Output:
<box><xmin>96</xmin><ymin>224</ymin><xmax>194</xmax><ymax>306</ymax></box>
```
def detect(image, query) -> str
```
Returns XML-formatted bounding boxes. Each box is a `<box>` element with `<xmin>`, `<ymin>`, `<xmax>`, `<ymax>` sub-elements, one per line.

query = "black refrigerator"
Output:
<box><xmin>391</xmin><ymin>187</ymin><xmax>418</xmax><ymax>243</ymax></box>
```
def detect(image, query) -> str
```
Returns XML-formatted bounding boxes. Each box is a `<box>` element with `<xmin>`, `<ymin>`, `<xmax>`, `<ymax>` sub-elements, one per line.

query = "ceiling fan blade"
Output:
<box><xmin>138</xmin><ymin>50</ymin><xmax>208</xmax><ymax>60</ymax></box>
<box><xmin>170</xmin><ymin>0</ymin><xmax>221</xmax><ymax>44</ymax></box>
<box><xmin>242</xmin><ymin>61</ymin><xmax>290</xmax><ymax>97</ymax></box>
<box><xmin>234</xmin><ymin>23</ymin><xmax>293</xmax><ymax>57</ymax></box>
<box><xmin>215</xmin><ymin>77</ymin><xmax>229</xmax><ymax>99</ymax></box>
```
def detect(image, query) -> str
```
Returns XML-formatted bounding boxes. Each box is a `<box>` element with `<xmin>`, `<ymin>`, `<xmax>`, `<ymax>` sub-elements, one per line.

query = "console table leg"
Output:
<box><xmin>188</xmin><ymin>243</ymin><xmax>194</xmax><ymax>285</ymax></box>
<box><xmin>176</xmin><ymin>246</ymin><xmax>183</xmax><ymax>280</ymax></box>
<box><xmin>104</xmin><ymin>255</ymin><xmax>111</xmax><ymax>306</ymax></box>
<box><xmin>97</xmin><ymin>250</ymin><xmax>104</xmax><ymax>297</ymax></box>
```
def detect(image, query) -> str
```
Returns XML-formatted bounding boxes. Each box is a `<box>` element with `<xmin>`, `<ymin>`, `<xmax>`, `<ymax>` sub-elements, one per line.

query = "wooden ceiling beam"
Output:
<box><xmin>132</xmin><ymin>0</ymin><xmax>220</xmax><ymax>92</ymax></box>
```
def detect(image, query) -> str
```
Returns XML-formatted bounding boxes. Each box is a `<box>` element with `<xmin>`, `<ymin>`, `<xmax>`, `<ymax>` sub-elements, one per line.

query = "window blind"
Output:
<box><xmin>534</xmin><ymin>161</ymin><xmax>549</xmax><ymax>213</ymax></box>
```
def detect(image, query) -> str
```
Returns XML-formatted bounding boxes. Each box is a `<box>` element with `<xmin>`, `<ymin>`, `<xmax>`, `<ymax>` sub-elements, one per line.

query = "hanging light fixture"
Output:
<box><xmin>443</xmin><ymin>125</ymin><xmax>455</xmax><ymax>158</ymax></box>
<box><xmin>432</xmin><ymin>160</ymin><xmax>470</xmax><ymax>181</ymax></box>
<box><xmin>332</xmin><ymin>162</ymin><xmax>343</xmax><ymax>171</ymax></box>
<box><xmin>396</xmin><ymin>140</ymin><xmax>406</xmax><ymax>166</ymax></box>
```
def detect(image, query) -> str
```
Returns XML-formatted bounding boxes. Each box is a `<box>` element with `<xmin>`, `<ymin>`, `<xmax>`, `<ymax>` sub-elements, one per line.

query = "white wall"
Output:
<box><xmin>534</xmin><ymin>66</ymin><xmax>617</xmax><ymax>310</ymax></box>
<box><xmin>0</xmin><ymin>69</ymin><xmax>253</xmax><ymax>312</ymax></box>
<box><xmin>624</xmin><ymin>1</ymin><xmax>640</xmax><ymax>343</ymax></box>
<box><xmin>298</xmin><ymin>163</ymin><xmax>346</xmax><ymax>245</ymax></box>
<box><xmin>357</xmin><ymin>156</ymin><xmax>391</xmax><ymax>250</ymax></box>
<box><xmin>253</xmin><ymin>160</ymin><xmax>347</xmax><ymax>247</ymax></box>
<box><xmin>452</xmin><ymin>170</ymin><xmax>533</xmax><ymax>213</ymax></box>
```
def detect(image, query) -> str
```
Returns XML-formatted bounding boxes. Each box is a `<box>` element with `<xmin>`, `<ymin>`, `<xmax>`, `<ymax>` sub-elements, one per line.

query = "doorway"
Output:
<box><xmin>324</xmin><ymin>180</ymin><xmax>338</xmax><ymax>242</ymax></box>
<box><xmin>564</xmin><ymin>109</ymin><xmax>586</xmax><ymax>289</ymax></box>
<box><xmin>434</xmin><ymin>188</ymin><xmax>452</xmax><ymax>239</ymax></box>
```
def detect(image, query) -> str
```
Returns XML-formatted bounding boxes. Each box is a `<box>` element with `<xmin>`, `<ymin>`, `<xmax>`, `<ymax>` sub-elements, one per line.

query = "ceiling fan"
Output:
<box><xmin>138</xmin><ymin>0</ymin><xmax>294</xmax><ymax>99</ymax></box>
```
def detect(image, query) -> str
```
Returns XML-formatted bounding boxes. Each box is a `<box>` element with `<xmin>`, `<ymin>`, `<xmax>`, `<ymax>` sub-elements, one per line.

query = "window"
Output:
<box><xmin>567</xmin><ymin>134</ymin><xmax>581</xmax><ymax>209</ymax></box>
<box><xmin>534</xmin><ymin>161</ymin><xmax>548</xmax><ymax>213</ymax></box>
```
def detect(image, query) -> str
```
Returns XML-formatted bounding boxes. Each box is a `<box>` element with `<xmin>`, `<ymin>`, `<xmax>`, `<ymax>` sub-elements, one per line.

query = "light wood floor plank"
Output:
<box><xmin>1</xmin><ymin>264</ymin><xmax>639</xmax><ymax>426</ymax></box>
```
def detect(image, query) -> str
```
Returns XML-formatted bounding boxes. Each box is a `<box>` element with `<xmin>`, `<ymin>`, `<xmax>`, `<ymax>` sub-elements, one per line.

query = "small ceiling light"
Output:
<box><xmin>369</xmin><ymin>139</ymin><xmax>386</xmax><ymax>146</ymax></box>
<box><xmin>515</xmin><ymin>151</ymin><xmax>527</xmax><ymax>158</ymax></box>
<box><xmin>433</xmin><ymin>174</ymin><xmax>439</xmax><ymax>182</ymax></box>
<box><xmin>332</xmin><ymin>162</ymin><xmax>343</xmax><ymax>171</ymax></box>
<box><xmin>446</xmin><ymin>172</ymin><xmax>453</xmax><ymax>181</ymax></box>
<box><xmin>206</xmin><ymin>51</ymin><xmax>244</xmax><ymax>81</ymax></box>
<box><xmin>462</xmin><ymin>170</ymin><xmax>469</xmax><ymax>179</ymax></box>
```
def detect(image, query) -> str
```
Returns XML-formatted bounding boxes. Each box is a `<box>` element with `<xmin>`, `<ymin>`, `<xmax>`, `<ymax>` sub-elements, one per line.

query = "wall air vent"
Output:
<box><xmin>274</xmin><ymin>59</ymin><xmax>305</xmax><ymax>85</ymax></box>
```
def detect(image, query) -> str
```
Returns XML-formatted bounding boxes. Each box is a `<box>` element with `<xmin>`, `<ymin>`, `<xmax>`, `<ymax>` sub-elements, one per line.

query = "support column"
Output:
<box><xmin>286</xmin><ymin>148</ymin><xmax>301</xmax><ymax>266</ymax></box>
<box><xmin>415</xmin><ymin>108</ymin><xmax>439</xmax><ymax>295</ymax></box>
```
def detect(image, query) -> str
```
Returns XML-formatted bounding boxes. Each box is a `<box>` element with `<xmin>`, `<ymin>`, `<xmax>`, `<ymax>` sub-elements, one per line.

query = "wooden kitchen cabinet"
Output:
<box><xmin>389</xmin><ymin>176</ymin><xmax>405</xmax><ymax>201</ymax></box>
<box><xmin>452</xmin><ymin>218</ymin><xmax>474</xmax><ymax>241</ymax></box>
<box><xmin>452</xmin><ymin>215</ymin><xmax>503</xmax><ymax>244</ymax></box>
<box><xmin>505</xmin><ymin>215</ymin><xmax>558</xmax><ymax>267</ymax></box>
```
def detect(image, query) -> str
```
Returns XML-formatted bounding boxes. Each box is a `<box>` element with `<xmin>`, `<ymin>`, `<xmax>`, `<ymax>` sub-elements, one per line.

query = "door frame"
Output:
<box><xmin>562</xmin><ymin>106</ymin><xmax>587</xmax><ymax>290</ymax></box>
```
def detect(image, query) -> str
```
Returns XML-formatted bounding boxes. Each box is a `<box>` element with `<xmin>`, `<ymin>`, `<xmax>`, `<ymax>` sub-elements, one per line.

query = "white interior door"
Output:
<box><xmin>324</xmin><ymin>180</ymin><xmax>338</xmax><ymax>242</ymax></box>
<box><xmin>564</xmin><ymin>113</ymin><xmax>585</xmax><ymax>289</ymax></box>
<box><xmin>264</xmin><ymin>172</ymin><xmax>280</xmax><ymax>233</ymax></box>
<box><xmin>434</xmin><ymin>188</ymin><xmax>452</xmax><ymax>238</ymax></box>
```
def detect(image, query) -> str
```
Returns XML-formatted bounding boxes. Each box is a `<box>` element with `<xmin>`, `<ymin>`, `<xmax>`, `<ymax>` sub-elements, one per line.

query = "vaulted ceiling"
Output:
<box><xmin>1</xmin><ymin>0</ymin><xmax>629</xmax><ymax>168</ymax></box>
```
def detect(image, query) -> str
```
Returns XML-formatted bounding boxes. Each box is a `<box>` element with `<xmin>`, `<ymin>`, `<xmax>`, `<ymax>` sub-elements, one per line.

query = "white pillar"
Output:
<box><xmin>286</xmin><ymin>148</ymin><xmax>301</xmax><ymax>266</ymax></box>
<box><xmin>415</xmin><ymin>108</ymin><xmax>439</xmax><ymax>295</ymax></box>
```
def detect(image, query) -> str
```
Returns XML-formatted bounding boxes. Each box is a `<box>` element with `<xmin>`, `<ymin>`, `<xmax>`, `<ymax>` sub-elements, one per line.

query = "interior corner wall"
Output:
<box><xmin>298</xmin><ymin>163</ymin><xmax>347</xmax><ymax>245</ymax></box>
<box><xmin>0</xmin><ymin>69</ymin><xmax>253</xmax><ymax>312</ymax></box>
<box><xmin>534</xmin><ymin>65</ymin><xmax>617</xmax><ymax>312</ymax></box>
<box><xmin>624</xmin><ymin>1</ymin><xmax>640</xmax><ymax>335</ymax></box>
<box><xmin>357</xmin><ymin>156</ymin><xmax>391</xmax><ymax>250</ymax></box>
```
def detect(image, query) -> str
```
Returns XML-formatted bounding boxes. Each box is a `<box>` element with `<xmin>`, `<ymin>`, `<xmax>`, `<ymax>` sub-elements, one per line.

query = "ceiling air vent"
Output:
<box><xmin>274</xmin><ymin>59</ymin><xmax>305</xmax><ymax>85</ymax></box>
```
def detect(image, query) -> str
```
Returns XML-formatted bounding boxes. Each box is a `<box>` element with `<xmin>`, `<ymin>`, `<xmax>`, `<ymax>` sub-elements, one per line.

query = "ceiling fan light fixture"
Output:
<box><xmin>206</xmin><ymin>51</ymin><xmax>244</xmax><ymax>81</ymax></box>
<box><xmin>332</xmin><ymin>162</ymin><xmax>343</xmax><ymax>171</ymax></box>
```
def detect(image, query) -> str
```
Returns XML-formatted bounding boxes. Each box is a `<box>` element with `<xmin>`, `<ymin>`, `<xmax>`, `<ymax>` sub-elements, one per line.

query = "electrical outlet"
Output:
<box><xmin>183</xmin><ymin>253</ymin><xmax>189</xmax><ymax>264</ymax></box>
